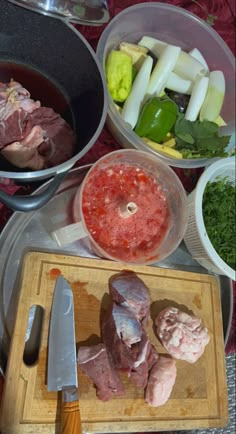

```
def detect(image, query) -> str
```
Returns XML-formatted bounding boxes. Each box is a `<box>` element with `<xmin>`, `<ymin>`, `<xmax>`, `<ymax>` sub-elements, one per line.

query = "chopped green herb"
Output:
<box><xmin>174</xmin><ymin>113</ymin><xmax>231</xmax><ymax>158</ymax></box>
<box><xmin>202</xmin><ymin>177</ymin><xmax>236</xmax><ymax>270</ymax></box>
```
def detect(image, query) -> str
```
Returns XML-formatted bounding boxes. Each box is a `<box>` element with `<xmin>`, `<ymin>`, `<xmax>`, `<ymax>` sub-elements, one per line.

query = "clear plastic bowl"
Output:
<box><xmin>96</xmin><ymin>2</ymin><xmax>235</xmax><ymax>168</ymax></box>
<box><xmin>72</xmin><ymin>149</ymin><xmax>189</xmax><ymax>265</ymax></box>
<box><xmin>184</xmin><ymin>157</ymin><xmax>236</xmax><ymax>280</ymax></box>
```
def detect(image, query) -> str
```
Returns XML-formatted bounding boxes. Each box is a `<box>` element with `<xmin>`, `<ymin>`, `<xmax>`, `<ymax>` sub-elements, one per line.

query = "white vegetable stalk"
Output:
<box><xmin>147</xmin><ymin>45</ymin><xmax>181</xmax><ymax>97</ymax></box>
<box><xmin>189</xmin><ymin>48</ymin><xmax>209</xmax><ymax>72</ymax></box>
<box><xmin>139</xmin><ymin>36</ymin><xmax>208</xmax><ymax>80</ymax></box>
<box><xmin>121</xmin><ymin>56</ymin><xmax>153</xmax><ymax>129</ymax></box>
<box><xmin>185</xmin><ymin>76</ymin><xmax>209</xmax><ymax>121</ymax></box>
<box><xmin>199</xmin><ymin>71</ymin><xmax>225</xmax><ymax>122</ymax></box>
<box><xmin>174</xmin><ymin>51</ymin><xmax>208</xmax><ymax>81</ymax></box>
<box><xmin>138</xmin><ymin>36</ymin><xmax>166</xmax><ymax>57</ymax></box>
<box><xmin>166</xmin><ymin>72</ymin><xmax>193</xmax><ymax>95</ymax></box>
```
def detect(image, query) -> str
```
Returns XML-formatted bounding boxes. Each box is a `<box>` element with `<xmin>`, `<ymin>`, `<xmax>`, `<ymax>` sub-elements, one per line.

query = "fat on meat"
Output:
<box><xmin>145</xmin><ymin>356</ymin><xmax>177</xmax><ymax>407</ymax></box>
<box><xmin>77</xmin><ymin>343</ymin><xmax>124</xmax><ymax>401</ymax></box>
<box><xmin>0</xmin><ymin>80</ymin><xmax>76</xmax><ymax>169</ymax></box>
<box><xmin>155</xmin><ymin>307</ymin><xmax>210</xmax><ymax>363</ymax></box>
<box><xmin>109</xmin><ymin>271</ymin><xmax>151</xmax><ymax>323</ymax></box>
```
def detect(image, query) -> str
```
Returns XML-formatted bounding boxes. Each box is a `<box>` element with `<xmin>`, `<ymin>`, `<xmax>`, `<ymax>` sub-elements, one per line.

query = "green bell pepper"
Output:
<box><xmin>105</xmin><ymin>50</ymin><xmax>133</xmax><ymax>103</ymax></box>
<box><xmin>134</xmin><ymin>96</ymin><xmax>178</xmax><ymax>142</ymax></box>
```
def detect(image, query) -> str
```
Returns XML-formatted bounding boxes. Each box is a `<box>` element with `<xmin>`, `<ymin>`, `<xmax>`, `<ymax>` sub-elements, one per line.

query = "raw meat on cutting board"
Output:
<box><xmin>77</xmin><ymin>343</ymin><xmax>124</xmax><ymax>401</ymax></box>
<box><xmin>155</xmin><ymin>307</ymin><xmax>210</xmax><ymax>363</ymax></box>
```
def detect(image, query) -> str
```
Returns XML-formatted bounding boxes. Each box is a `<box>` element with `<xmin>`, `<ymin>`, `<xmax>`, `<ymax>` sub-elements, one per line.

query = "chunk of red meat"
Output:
<box><xmin>0</xmin><ymin>80</ymin><xmax>40</xmax><ymax>148</ymax></box>
<box><xmin>30</xmin><ymin>107</ymin><xmax>76</xmax><ymax>167</ymax></box>
<box><xmin>102</xmin><ymin>300</ymin><xmax>156</xmax><ymax>390</ymax></box>
<box><xmin>77</xmin><ymin>343</ymin><xmax>124</xmax><ymax>401</ymax></box>
<box><xmin>1</xmin><ymin>107</ymin><xmax>76</xmax><ymax>169</ymax></box>
<box><xmin>130</xmin><ymin>339</ymin><xmax>159</xmax><ymax>389</ymax></box>
<box><xmin>102</xmin><ymin>302</ymin><xmax>143</xmax><ymax>371</ymax></box>
<box><xmin>0</xmin><ymin>80</ymin><xmax>76</xmax><ymax>169</ymax></box>
<box><xmin>109</xmin><ymin>271</ymin><xmax>151</xmax><ymax>323</ymax></box>
<box><xmin>0</xmin><ymin>109</ymin><xmax>29</xmax><ymax>148</ymax></box>
<box><xmin>1</xmin><ymin>126</ymin><xmax>45</xmax><ymax>170</ymax></box>
<box><xmin>155</xmin><ymin>307</ymin><xmax>210</xmax><ymax>363</ymax></box>
<box><xmin>145</xmin><ymin>356</ymin><xmax>177</xmax><ymax>407</ymax></box>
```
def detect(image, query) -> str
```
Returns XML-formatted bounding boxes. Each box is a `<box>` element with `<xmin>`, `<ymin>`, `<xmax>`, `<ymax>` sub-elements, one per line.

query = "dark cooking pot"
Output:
<box><xmin>0</xmin><ymin>1</ymin><xmax>108</xmax><ymax>212</ymax></box>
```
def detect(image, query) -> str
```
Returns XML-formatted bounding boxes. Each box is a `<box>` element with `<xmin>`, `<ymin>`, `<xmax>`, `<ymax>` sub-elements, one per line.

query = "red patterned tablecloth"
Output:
<box><xmin>0</xmin><ymin>0</ymin><xmax>235</xmax><ymax>348</ymax></box>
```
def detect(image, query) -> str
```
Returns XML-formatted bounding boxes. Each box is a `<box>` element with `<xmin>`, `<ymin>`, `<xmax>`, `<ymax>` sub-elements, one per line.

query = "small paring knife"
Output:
<box><xmin>47</xmin><ymin>275</ymin><xmax>82</xmax><ymax>434</ymax></box>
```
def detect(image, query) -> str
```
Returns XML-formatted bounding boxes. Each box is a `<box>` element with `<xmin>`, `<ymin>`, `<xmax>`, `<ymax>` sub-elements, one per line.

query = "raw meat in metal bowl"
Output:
<box><xmin>0</xmin><ymin>80</ymin><xmax>76</xmax><ymax>170</ymax></box>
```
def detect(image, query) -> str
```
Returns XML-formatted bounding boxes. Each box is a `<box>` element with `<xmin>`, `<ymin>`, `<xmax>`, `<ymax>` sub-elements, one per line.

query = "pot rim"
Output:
<box><xmin>0</xmin><ymin>19</ymin><xmax>108</xmax><ymax>181</ymax></box>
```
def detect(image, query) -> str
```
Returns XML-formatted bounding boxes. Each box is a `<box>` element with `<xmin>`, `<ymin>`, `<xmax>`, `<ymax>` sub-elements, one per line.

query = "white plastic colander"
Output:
<box><xmin>184</xmin><ymin>157</ymin><xmax>236</xmax><ymax>280</ymax></box>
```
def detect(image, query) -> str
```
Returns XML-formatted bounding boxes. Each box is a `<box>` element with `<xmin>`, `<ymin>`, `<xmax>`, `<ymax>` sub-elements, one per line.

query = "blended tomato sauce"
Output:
<box><xmin>81</xmin><ymin>163</ymin><xmax>170</xmax><ymax>262</ymax></box>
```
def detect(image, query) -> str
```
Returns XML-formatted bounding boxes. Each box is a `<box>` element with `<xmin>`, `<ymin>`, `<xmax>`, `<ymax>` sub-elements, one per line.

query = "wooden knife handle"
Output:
<box><xmin>61</xmin><ymin>400</ymin><xmax>82</xmax><ymax>434</ymax></box>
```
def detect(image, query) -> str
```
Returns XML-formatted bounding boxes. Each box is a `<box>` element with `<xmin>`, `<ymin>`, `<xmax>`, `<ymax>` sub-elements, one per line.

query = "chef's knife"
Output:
<box><xmin>47</xmin><ymin>275</ymin><xmax>82</xmax><ymax>434</ymax></box>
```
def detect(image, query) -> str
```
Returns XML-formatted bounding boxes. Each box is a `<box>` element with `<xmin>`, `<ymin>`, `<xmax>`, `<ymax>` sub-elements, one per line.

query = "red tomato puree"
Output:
<box><xmin>81</xmin><ymin>163</ymin><xmax>170</xmax><ymax>262</ymax></box>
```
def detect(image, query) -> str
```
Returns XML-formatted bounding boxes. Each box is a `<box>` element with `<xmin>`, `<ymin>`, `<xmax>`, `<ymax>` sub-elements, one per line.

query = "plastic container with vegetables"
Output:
<box><xmin>104</xmin><ymin>35</ymin><xmax>233</xmax><ymax>161</ymax></box>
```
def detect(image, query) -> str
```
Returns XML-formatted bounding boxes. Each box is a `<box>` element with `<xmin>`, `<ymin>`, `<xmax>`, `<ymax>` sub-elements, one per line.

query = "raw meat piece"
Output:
<box><xmin>109</xmin><ymin>271</ymin><xmax>151</xmax><ymax>322</ymax></box>
<box><xmin>77</xmin><ymin>343</ymin><xmax>124</xmax><ymax>401</ymax></box>
<box><xmin>0</xmin><ymin>80</ymin><xmax>40</xmax><ymax>148</ymax></box>
<box><xmin>102</xmin><ymin>302</ymin><xmax>143</xmax><ymax>370</ymax></box>
<box><xmin>1</xmin><ymin>126</ymin><xmax>46</xmax><ymax>170</ymax></box>
<box><xmin>145</xmin><ymin>356</ymin><xmax>177</xmax><ymax>407</ymax></box>
<box><xmin>155</xmin><ymin>307</ymin><xmax>210</xmax><ymax>363</ymax></box>
<box><xmin>130</xmin><ymin>340</ymin><xmax>159</xmax><ymax>388</ymax></box>
<box><xmin>1</xmin><ymin>107</ymin><xmax>76</xmax><ymax>169</ymax></box>
<box><xmin>0</xmin><ymin>79</ymin><xmax>76</xmax><ymax>169</ymax></box>
<box><xmin>102</xmin><ymin>300</ymin><xmax>156</xmax><ymax>389</ymax></box>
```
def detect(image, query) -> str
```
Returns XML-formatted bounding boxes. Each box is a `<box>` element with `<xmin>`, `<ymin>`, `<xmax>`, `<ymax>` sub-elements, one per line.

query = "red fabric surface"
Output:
<box><xmin>0</xmin><ymin>0</ymin><xmax>235</xmax><ymax>357</ymax></box>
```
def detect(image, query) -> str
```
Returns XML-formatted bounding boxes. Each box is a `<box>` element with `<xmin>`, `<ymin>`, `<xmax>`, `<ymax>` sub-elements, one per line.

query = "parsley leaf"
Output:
<box><xmin>203</xmin><ymin>178</ymin><xmax>236</xmax><ymax>270</ymax></box>
<box><xmin>174</xmin><ymin>113</ymin><xmax>231</xmax><ymax>158</ymax></box>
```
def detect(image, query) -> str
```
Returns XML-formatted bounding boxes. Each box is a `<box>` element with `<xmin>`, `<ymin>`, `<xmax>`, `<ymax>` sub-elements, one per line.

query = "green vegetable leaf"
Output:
<box><xmin>174</xmin><ymin>113</ymin><xmax>231</xmax><ymax>158</ymax></box>
<box><xmin>203</xmin><ymin>178</ymin><xmax>236</xmax><ymax>270</ymax></box>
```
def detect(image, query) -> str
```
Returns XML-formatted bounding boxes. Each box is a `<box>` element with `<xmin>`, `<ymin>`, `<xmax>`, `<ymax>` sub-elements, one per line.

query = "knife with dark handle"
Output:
<box><xmin>47</xmin><ymin>275</ymin><xmax>82</xmax><ymax>434</ymax></box>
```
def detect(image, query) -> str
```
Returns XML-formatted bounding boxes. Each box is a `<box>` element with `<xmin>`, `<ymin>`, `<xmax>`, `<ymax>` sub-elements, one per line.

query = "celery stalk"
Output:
<box><xmin>121</xmin><ymin>56</ymin><xmax>153</xmax><ymax>129</ymax></box>
<box><xmin>185</xmin><ymin>76</ymin><xmax>209</xmax><ymax>121</ymax></box>
<box><xmin>199</xmin><ymin>71</ymin><xmax>225</xmax><ymax>122</ymax></box>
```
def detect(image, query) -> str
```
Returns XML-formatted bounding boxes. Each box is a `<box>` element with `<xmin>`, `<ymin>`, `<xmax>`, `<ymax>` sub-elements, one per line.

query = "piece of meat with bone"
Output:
<box><xmin>77</xmin><ymin>343</ymin><xmax>124</xmax><ymax>401</ymax></box>
<box><xmin>155</xmin><ymin>307</ymin><xmax>210</xmax><ymax>363</ymax></box>
<box><xmin>109</xmin><ymin>271</ymin><xmax>151</xmax><ymax>323</ymax></box>
<box><xmin>145</xmin><ymin>356</ymin><xmax>177</xmax><ymax>407</ymax></box>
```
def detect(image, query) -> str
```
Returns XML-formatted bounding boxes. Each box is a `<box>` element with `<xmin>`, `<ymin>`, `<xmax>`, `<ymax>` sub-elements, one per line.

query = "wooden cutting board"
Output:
<box><xmin>0</xmin><ymin>251</ymin><xmax>228</xmax><ymax>433</ymax></box>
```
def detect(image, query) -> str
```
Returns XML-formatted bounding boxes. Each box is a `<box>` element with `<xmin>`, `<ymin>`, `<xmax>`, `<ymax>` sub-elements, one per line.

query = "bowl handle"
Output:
<box><xmin>0</xmin><ymin>171</ymin><xmax>67</xmax><ymax>212</ymax></box>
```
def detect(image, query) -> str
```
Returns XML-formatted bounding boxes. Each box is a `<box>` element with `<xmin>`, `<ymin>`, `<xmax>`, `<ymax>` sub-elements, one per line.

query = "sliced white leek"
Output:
<box><xmin>174</xmin><ymin>51</ymin><xmax>207</xmax><ymax>80</ymax></box>
<box><xmin>138</xmin><ymin>36</ymin><xmax>166</xmax><ymax>57</ymax></box>
<box><xmin>185</xmin><ymin>76</ymin><xmax>209</xmax><ymax>121</ymax></box>
<box><xmin>199</xmin><ymin>71</ymin><xmax>225</xmax><ymax>122</ymax></box>
<box><xmin>189</xmin><ymin>48</ymin><xmax>209</xmax><ymax>72</ymax></box>
<box><xmin>139</xmin><ymin>36</ymin><xmax>208</xmax><ymax>80</ymax></box>
<box><xmin>147</xmin><ymin>45</ymin><xmax>181</xmax><ymax>97</ymax></box>
<box><xmin>121</xmin><ymin>55</ymin><xmax>153</xmax><ymax>129</ymax></box>
<box><xmin>166</xmin><ymin>72</ymin><xmax>192</xmax><ymax>94</ymax></box>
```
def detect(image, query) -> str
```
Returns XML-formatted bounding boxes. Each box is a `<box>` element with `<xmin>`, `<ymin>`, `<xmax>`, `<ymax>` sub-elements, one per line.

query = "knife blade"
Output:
<box><xmin>47</xmin><ymin>275</ymin><xmax>82</xmax><ymax>434</ymax></box>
